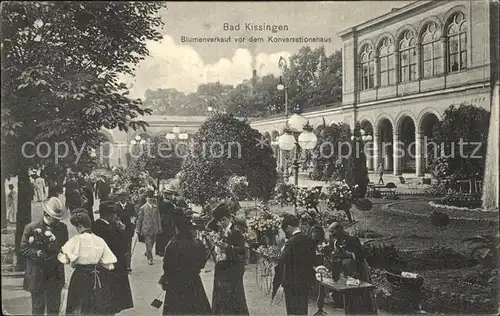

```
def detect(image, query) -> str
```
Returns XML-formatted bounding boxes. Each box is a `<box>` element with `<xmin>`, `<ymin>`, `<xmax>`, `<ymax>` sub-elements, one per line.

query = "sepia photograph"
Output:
<box><xmin>1</xmin><ymin>1</ymin><xmax>499</xmax><ymax>315</ymax></box>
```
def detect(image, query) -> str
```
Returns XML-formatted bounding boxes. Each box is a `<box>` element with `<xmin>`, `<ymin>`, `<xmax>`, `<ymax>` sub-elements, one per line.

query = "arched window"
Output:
<box><xmin>378</xmin><ymin>38</ymin><xmax>395</xmax><ymax>87</ymax></box>
<box><xmin>421</xmin><ymin>22</ymin><xmax>442</xmax><ymax>78</ymax></box>
<box><xmin>399</xmin><ymin>30</ymin><xmax>417</xmax><ymax>82</ymax></box>
<box><xmin>447</xmin><ymin>12</ymin><xmax>467</xmax><ymax>72</ymax></box>
<box><xmin>360</xmin><ymin>45</ymin><xmax>374</xmax><ymax>90</ymax></box>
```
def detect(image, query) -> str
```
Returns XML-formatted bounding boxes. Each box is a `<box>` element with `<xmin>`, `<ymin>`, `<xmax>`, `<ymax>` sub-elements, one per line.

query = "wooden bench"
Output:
<box><xmin>370</xmin><ymin>182</ymin><xmax>397</xmax><ymax>197</ymax></box>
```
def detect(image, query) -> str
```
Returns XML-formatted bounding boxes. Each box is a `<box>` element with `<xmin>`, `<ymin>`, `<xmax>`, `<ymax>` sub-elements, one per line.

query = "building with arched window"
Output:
<box><xmin>335</xmin><ymin>0</ymin><xmax>498</xmax><ymax>176</ymax></box>
<box><xmin>249</xmin><ymin>0</ymin><xmax>498</xmax><ymax>179</ymax></box>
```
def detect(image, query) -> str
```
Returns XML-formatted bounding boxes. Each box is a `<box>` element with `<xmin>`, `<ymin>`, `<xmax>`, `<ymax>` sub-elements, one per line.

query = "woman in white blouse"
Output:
<box><xmin>58</xmin><ymin>209</ymin><xmax>117</xmax><ymax>315</ymax></box>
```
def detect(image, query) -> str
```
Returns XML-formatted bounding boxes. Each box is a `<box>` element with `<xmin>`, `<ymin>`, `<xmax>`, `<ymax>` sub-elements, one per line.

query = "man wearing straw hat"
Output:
<box><xmin>20</xmin><ymin>196</ymin><xmax>69</xmax><ymax>315</ymax></box>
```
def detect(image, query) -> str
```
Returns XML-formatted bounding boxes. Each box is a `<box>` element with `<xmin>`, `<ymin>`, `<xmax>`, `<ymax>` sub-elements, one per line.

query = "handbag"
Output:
<box><xmin>151</xmin><ymin>291</ymin><xmax>165</xmax><ymax>309</ymax></box>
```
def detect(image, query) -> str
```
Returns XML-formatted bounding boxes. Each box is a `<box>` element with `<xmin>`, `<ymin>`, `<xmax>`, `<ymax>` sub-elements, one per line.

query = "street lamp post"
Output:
<box><xmin>278</xmin><ymin>106</ymin><xmax>318</xmax><ymax>214</ymax></box>
<box><xmin>277</xmin><ymin>56</ymin><xmax>289</xmax><ymax>181</ymax></box>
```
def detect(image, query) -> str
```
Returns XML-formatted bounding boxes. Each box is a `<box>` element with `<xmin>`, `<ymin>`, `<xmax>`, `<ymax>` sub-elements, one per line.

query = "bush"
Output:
<box><xmin>353</xmin><ymin>228</ymin><xmax>382</xmax><ymax>239</ymax></box>
<box><xmin>364</xmin><ymin>244</ymin><xmax>404</xmax><ymax>270</ymax></box>
<box><xmin>430</xmin><ymin>211</ymin><xmax>450</xmax><ymax>227</ymax></box>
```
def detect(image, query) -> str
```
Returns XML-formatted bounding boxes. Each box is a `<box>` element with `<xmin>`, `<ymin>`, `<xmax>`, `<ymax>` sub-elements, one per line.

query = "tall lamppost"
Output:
<box><xmin>278</xmin><ymin>105</ymin><xmax>318</xmax><ymax>214</ymax></box>
<box><xmin>277</xmin><ymin>56</ymin><xmax>289</xmax><ymax>181</ymax></box>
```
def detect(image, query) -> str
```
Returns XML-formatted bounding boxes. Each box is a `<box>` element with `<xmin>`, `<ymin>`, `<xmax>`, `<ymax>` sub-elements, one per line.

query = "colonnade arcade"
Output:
<box><xmin>263</xmin><ymin>110</ymin><xmax>440</xmax><ymax>177</ymax></box>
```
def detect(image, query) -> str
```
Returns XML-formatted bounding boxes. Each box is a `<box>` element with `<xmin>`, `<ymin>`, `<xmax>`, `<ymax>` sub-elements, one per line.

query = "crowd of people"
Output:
<box><xmin>17</xmin><ymin>171</ymin><xmax>376</xmax><ymax>316</ymax></box>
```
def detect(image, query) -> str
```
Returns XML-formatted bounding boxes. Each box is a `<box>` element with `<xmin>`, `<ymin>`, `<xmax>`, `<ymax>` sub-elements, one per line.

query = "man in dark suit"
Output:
<box><xmin>155</xmin><ymin>189</ymin><xmax>176</xmax><ymax>257</ymax></box>
<box><xmin>278</xmin><ymin>214</ymin><xmax>316</xmax><ymax>315</ymax></box>
<box><xmin>20</xmin><ymin>197</ymin><xmax>69</xmax><ymax>315</ymax></box>
<box><xmin>95</xmin><ymin>175</ymin><xmax>110</xmax><ymax>201</ymax></box>
<box><xmin>115</xmin><ymin>190</ymin><xmax>136</xmax><ymax>272</ymax></box>
<box><xmin>93</xmin><ymin>201</ymin><xmax>134</xmax><ymax>314</ymax></box>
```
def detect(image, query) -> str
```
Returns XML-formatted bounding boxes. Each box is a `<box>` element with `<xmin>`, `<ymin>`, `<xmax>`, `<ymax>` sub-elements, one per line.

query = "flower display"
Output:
<box><xmin>316</xmin><ymin>241</ymin><xmax>329</xmax><ymax>256</ymax></box>
<box><xmin>296</xmin><ymin>186</ymin><xmax>322</xmax><ymax>210</ymax></box>
<box><xmin>248</xmin><ymin>211</ymin><xmax>282</xmax><ymax>236</ymax></box>
<box><xmin>326</xmin><ymin>180</ymin><xmax>353</xmax><ymax>211</ymax></box>
<box><xmin>272</xmin><ymin>183</ymin><xmax>297</xmax><ymax>206</ymax></box>
<box><xmin>28</xmin><ymin>228</ymin><xmax>56</xmax><ymax>250</ymax></box>
<box><xmin>256</xmin><ymin>245</ymin><xmax>281</xmax><ymax>261</ymax></box>
<box><xmin>227</xmin><ymin>175</ymin><xmax>249</xmax><ymax>199</ymax></box>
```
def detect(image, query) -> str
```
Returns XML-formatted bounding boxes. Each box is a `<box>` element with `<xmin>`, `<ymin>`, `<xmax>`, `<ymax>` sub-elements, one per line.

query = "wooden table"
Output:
<box><xmin>314</xmin><ymin>274</ymin><xmax>376</xmax><ymax>315</ymax></box>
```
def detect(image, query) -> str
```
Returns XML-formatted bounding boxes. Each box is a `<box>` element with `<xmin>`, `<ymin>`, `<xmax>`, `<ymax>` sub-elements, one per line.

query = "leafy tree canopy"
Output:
<box><xmin>428</xmin><ymin>104</ymin><xmax>490</xmax><ymax>182</ymax></box>
<box><xmin>179</xmin><ymin>113</ymin><xmax>277</xmax><ymax>205</ymax></box>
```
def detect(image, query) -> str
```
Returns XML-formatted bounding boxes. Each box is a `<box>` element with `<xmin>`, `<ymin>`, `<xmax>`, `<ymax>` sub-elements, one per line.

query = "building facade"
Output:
<box><xmin>251</xmin><ymin>0</ymin><xmax>498</xmax><ymax>177</ymax></box>
<box><xmin>102</xmin><ymin>1</ymin><xmax>498</xmax><ymax>178</ymax></box>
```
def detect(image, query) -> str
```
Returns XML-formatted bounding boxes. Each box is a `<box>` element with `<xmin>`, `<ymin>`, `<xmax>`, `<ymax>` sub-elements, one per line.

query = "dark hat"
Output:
<box><xmin>145</xmin><ymin>190</ymin><xmax>154</xmax><ymax>198</ymax></box>
<box><xmin>212</xmin><ymin>201</ymin><xmax>230</xmax><ymax>221</ymax></box>
<box><xmin>117</xmin><ymin>190</ymin><xmax>129</xmax><ymax>197</ymax></box>
<box><xmin>99</xmin><ymin>201</ymin><xmax>117</xmax><ymax>215</ymax></box>
<box><xmin>281</xmin><ymin>214</ymin><xmax>299</xmax><ymax>229</ymax></box>
<box><xmin>233</xmin><ymin>216</ymin><xmax>247</xmax><ymax>228</ymax></box>
<box><xmin>171</xmin><ymin>209</ymin><xmax>193</xmax><ymax>232</ymax></box>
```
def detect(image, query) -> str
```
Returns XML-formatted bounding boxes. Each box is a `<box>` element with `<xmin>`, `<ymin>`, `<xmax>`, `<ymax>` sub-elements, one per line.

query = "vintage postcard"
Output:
<box><xmin>2</xmin><ymin>1</ymin><xmax>499</xmax><ymax>315</ymax></box>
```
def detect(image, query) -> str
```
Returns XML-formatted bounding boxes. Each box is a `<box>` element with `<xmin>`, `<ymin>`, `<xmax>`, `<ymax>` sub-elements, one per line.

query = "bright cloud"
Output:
<box><xmin>122</xmin><ymin>35</ymin><xmax>291</xmax><ymax>99</ymax></box>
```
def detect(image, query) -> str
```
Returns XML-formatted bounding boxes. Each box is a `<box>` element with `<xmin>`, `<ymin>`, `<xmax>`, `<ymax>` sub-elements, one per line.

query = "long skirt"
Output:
<box><xmin>212</xmin><ymin>261</ymin><xmax>249</xmax><ymax>315</ymax></box>
<box><xmin>66</xmin><ymin>265</ymin><xmax>112</xmax><ymax>315</ymax></box>
<box><xmin>155</xmin><ymin>230</ymin><xmax>174</xmax><ymax>256</ymax></box>
<box><xmin>108</xmin><ymin>266</ymin><xmax>134</xmax><ymax>313</ymax></box>
<box><xmin>163</xmin><ymin>274</ymin><xmax>211</xmax><ymax>315</ymax></box>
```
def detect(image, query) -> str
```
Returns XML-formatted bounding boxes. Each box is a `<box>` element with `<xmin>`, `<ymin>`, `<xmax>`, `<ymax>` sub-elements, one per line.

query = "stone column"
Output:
<box><xmin>415</xmin><ymin>39</ymin><xmax>421</xmax><ymax>80</ymax></box>
<box><xmin>365</xmin><ymin>140</ymin><xmax>374</xmax><ymax>170</ymax></box>
<box><xmin>373</xmin><ymin>52</ymin><xmax>379</xmax><ymax>88</ymax></box>
<box><xmin>394</xmin><ymin>51</ymin><xmax>400</xmax><ymax>84</ymax></box>
<box><xmin>373</xmin><ymin>132</ymin><xmax>380</xmax><ymax>172</ymax></box>
<box><xmin>441</xmin><ymin>37</ymin><xmax>447</xmax><ymax>75</ymax></box>
<box><xmin>415</xmin><ymin>131</ymin><xmax>425</xmax><ymax>177</ymax></box>
<box><xmin>393</xmin><ymin>132</ymin><xmax>402</xmax><ymax>175</ymax></box>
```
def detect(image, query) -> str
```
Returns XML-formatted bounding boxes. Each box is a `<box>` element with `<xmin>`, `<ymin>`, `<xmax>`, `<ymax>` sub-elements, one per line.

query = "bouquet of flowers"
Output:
<box><xmin>227</xmin><ymin>175</ymin><xmax>249</xmax><ymax>199</ymax></box>
<box><xmin>326</xmin><ymin>180</ymin><xmax>353</xmax><ymax>211</ymax></box>
<box><xmin>296</xmin><ymin>187</ymin><xmax>322</xmax><ymax>211</ymax></box>
<box><xmin>316</xmin><ymin>241</ymin><xmax>329</xmax><ymax>256</ymax></box>
<box><xmin>28</xmin><ymin>228</ymin><xmax>56</xmax><ymax>251</ymax></box>
<box><xmin>256</xmin><ymin>245</ymin><xmax>281</xmax><ymax>262</ymax></box>
<box><xmin>272</xmin><ymin>183</ymin><xmax>297</xmax><ymax>206</ymax></box>
<box><xmin>248</xmin><ymin>211</ymin><xmax>282</xmax><ymax>236</ymax></box>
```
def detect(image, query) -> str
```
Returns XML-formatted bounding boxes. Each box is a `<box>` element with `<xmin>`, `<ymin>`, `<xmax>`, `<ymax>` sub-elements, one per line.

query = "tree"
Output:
<box><xmin>311</xmin><ymin>119</ymin><xmax>351</xmax><ymax>181</ymax></box>
<box><xmin>179</xmin><ymin>113</ymin><xmax>277</xmax><ymax>205</ymax></box>
<box><xmin>283</xmin><ymin>46</ymin><xmax>342</xmax><ymax>109</ymax></box>
<box><xmin>128</xmin><ymin>135</ymin><xmax>184</xmax><ymax>189</ymax></box>
<box><xmin>428</xmin><ymin>104</ymin><xmax>490</xmax><ymax>187</ymax></box>
<box><xmin>1</xmin><ymin>2</ymin><xmax>165</xmax><ymax>269</ymax></box>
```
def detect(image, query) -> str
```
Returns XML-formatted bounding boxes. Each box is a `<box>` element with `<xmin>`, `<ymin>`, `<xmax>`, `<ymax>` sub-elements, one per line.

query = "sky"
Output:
<box><xmin>125</xmin><ymin>1</ymin><xmax>414</xmax><ymax>99</ymax></box>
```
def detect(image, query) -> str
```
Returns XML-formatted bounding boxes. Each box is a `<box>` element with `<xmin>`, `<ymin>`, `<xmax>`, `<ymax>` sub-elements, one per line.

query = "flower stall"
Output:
<box><xmin>326</xmin><ymin>180</ymin><xmax>355</xmax><ymax>222</ymax></box>
<box><xmin>272</xmin><ymin>183</ymin><xmax>297</xmax><ymax>206</ymax></box>
<box><xmin>247</xmin><ymin>205</ymin><xmax>282</xmax><ymax>246</ymax></box>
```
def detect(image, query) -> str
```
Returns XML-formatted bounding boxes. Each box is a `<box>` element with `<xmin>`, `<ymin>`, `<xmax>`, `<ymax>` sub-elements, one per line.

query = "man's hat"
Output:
<box><xmin>145</xmin><ymin>190</ymin><xmax>154</xmax><ymax>198</ymax></box>
<box><xmin>117</xmin><ymin>190</ymin><xmax>129</xmax><ymax>197</ymax></box>
<box><xmin>163</xmin><ymin>187</ymin><xmax>176</xmax><ymax>194</ymax></box>
<box><xmin>42</xmin><ymin>197</ymin><xmax>66</xmax><ymax>220</ymax></box>
<box><xmin>212</xmin><ymin>201</ymin><xmax>231</xmax><ymax>221</ymax></box>
<box><xmin>281</xmin><ymin>214</ymin><xmax>299</xmax><ymax>229</ymax></box>
<box><xmin>99</xmin><ymin>201</ymin><xmax>117</xmax><ymax>215</ymax></box>
<box><xmin>233</xmin><ymin>216</ymin><xmax>247</xmax><ymax>228</ymax></box>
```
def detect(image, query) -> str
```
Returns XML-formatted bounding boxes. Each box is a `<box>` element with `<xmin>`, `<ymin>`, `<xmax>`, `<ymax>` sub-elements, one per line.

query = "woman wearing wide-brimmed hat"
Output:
<box><xmin>159</xmin><ymin>209</ymin><xmax>212</xmax><ymax>315</ymax></box>
<box><xmin>210</xmin><ymin>202</ymin><xmax>249</xmax><ymax>315</ymax></box>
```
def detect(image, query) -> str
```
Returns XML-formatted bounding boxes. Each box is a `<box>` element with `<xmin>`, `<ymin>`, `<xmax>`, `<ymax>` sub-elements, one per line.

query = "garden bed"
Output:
<box><xmin>385</xmin><ymin>199</ymin><xmax>499</xmax><ymax>223</ymax></box>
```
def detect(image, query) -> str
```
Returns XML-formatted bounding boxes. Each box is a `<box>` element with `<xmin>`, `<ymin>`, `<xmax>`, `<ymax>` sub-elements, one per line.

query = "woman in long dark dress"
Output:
<box><xmin>92</xmin><ymin>201</ymin><xmax>134</xmax><ymax>314</ymax></box>
<box><xmin>159</xmin><ymin>209</ymin><xmax>211</xmax><ymax>315</ymax></box>
<box><xmin>211</xmin><ymin>202</ymin><xmax>249</xmax><ymax>315</ymax></box>
<box><xmin>58</xmin><ymin>209</ymin><xmax>117</xmax><ymax>315</ymax></box>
